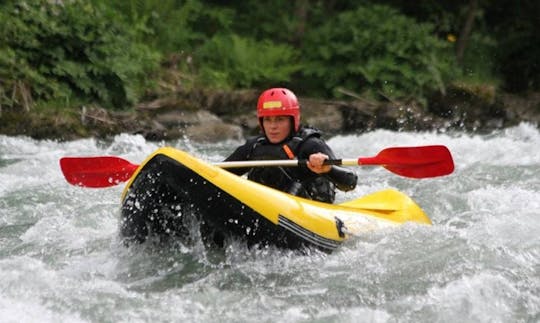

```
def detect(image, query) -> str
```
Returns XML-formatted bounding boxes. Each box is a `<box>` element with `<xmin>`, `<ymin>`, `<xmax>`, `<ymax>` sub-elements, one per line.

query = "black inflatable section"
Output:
<box><xmin>120</xmin><ymin>154</ymin><xmax>337</xmax><ymax>252</ymax></box>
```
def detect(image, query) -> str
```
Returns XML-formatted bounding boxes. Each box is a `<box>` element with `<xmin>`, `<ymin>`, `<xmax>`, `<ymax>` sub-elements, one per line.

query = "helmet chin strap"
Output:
<box><xmin>290</xmin><ymin>116</ymin><xmax>297</xmax><ymax>133</ymax></box>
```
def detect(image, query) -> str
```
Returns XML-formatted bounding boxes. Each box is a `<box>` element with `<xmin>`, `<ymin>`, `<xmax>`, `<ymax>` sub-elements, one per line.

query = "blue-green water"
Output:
<box><xmin>1</xmin><ymin>124</ymin><xmax>539</xmax><ymax>322</ymax></box>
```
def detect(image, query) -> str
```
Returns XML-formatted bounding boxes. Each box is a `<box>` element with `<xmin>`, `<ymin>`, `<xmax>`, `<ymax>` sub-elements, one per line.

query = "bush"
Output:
<box><xmin>104</xmin><ymin>0</ymin><xmax>234</xmax><ymax>54</ymax></box>
<box><xmin>0</xmin><ymin>1</ymin><xmax>161</xmax><ymax>110</ymax></box>
<box><xmin>301</xmin><ymin>4</ymin><xmax>459</xmax><ymax>103</ymax></box>
<box><xmin>195</xmin><ymin>34</ymin><xmax>301</xmax><ymax>89</ymax></box>
<box><xmin>458</xmin><ymin>32</ymin><xmax>499</xmax><ymax>86</ymax></box>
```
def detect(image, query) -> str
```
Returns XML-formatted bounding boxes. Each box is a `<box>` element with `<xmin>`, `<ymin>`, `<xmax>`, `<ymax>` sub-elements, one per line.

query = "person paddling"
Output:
<box><xmin>224</xmin><ymin>87</ymin><xmax>357</xmax><ymax>203</ymax></box>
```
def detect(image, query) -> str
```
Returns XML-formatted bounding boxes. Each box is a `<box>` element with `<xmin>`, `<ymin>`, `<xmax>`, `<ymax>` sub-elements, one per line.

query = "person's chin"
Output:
<box><xmin>266</xmin><ymin>134</ymin><xmax>278</xmax><ymax>141</ymax></box>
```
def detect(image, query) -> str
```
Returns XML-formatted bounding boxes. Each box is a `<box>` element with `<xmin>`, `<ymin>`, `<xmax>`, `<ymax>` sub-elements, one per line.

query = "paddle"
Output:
<box><xmin>60</xmin><ymin>156</ymin><xmax>139</xmax><ymax>188</ymax></box>
<box><xmin>60</xmin><ymin>145</ymin><xmax>454</xmax><ymax>188</ymax></box>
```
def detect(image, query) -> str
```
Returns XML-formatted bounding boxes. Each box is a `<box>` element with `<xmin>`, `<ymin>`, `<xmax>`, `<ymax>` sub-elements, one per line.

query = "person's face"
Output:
<box><xmin>262</xmin><ymin>116</ymin><xmax>292</xmax><ymax>143</ymax></box>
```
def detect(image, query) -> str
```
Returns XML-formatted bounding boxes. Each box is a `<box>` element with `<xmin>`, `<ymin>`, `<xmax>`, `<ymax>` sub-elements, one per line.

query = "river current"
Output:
<box><xmin>1</xmin><ymin>123</ymin><xmax>539</xmax><ymax>322</ymax></box>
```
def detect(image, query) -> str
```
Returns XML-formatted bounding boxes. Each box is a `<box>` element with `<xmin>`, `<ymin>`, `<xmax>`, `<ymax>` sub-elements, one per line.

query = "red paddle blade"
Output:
<box><xmin>59</xmin><ymin>156</ymin><xmax>139</xmax><ymax>188</ymax></box>
<box><xmin>358</xmin><ymin>145</ymin><xmax>454</xmax><ymax>178</ymax></box>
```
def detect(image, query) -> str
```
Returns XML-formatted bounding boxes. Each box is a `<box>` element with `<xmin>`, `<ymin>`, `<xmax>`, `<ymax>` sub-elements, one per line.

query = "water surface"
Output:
<box><xmin>1</xmin><ymin>124</ymin><xmax>539</xmax><ymax>322</ymax></box>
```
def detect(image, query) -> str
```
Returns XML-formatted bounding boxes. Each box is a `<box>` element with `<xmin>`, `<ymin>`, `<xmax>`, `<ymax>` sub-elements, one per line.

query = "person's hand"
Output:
<box><xmin>307</xmin><ymin>153</ymin><xmax>332</xmax><ymax>174</ymax></box>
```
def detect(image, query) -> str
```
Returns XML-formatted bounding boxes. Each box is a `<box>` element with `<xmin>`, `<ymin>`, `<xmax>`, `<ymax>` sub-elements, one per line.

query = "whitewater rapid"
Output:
<box><xmin>1</xmin><ymin>123</ymin><xmax>539</xmax><ymax>322</ymax></box>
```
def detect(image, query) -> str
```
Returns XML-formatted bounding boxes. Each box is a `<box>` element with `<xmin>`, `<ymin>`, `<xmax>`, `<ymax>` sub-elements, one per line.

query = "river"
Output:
<box><xmin>1</xmin><ymin>123</ymin><xmax>539</xmax><ymax>322</ymax></box>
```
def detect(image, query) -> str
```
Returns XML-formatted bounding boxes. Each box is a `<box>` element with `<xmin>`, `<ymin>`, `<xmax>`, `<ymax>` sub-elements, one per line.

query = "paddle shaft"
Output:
<box><xmin>214</xmin><ymin>155</ymin><xmax>421</xmax><ymax>168</ymax></box>
<box><xmin>213</xmin><ymin>159</ymin><xmax>358</xmax><ymax>168</ymax></box>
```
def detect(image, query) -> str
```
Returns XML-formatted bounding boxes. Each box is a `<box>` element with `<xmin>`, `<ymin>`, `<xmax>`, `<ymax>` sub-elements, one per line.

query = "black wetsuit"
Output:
<box><xmin>224</xmin><ymin>127</ymin><xmax>358</xmax><ymax>203</ymax></box>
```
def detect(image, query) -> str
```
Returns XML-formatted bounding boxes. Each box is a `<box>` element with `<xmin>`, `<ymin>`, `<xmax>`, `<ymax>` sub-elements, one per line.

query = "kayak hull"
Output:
<box><xmin>120</xmin><ymin>147</ymin><xmax>431</xmax><ymax>252</ymax></box>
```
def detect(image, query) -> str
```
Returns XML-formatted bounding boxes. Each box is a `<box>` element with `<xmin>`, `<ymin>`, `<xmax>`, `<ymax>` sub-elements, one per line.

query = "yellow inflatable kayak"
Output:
<box><xmin>119</xmin><ymin>147</ymin><xmax>431</xmax><ymax>252</ymax></box>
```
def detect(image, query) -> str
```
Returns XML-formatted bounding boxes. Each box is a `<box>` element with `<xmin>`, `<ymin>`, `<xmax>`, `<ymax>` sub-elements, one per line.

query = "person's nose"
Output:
<box><xmin>267</xmin><ymin>119</ymin><xmax>278</xmax><ymax>128</ymax></box>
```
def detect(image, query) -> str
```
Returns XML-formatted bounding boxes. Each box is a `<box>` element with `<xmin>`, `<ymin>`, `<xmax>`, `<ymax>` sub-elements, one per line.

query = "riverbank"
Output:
<box><xmin>1</xmin><ymin>86</ymin><xmax>539</xmax><ymax>142</ymax></box>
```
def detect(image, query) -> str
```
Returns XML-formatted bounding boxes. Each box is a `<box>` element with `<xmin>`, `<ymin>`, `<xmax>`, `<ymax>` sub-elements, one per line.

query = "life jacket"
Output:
<box><xmin>245</xmin><ymin>127</ymin><xmax>336</xmax><ymax>203</ymax></box>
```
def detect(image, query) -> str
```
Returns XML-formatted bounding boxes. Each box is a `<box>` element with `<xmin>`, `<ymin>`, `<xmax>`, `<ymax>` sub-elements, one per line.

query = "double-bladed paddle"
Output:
<box><xmin>59</xmin><ymin>145</ymin><xmax>454</xmax><ymax>188</ymax></box>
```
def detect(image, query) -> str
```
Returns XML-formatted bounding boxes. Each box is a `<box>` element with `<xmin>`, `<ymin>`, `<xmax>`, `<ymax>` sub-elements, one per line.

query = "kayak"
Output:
<box><xmin>60</xmin><ymin>145</ymin><xmax>450</xmax><ymax>252</ymax></box>
<box><xmin>119</xmin><ymin>147</ymin><xmax>431</xmax><ymax>252</ymax></box>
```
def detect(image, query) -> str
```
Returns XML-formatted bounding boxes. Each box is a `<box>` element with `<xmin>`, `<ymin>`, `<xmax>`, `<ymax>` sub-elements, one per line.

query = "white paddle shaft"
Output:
<box><xmin>213</xmin><ymin>159</ymin><xmax>359</xmax><ymax>168</ymax></box>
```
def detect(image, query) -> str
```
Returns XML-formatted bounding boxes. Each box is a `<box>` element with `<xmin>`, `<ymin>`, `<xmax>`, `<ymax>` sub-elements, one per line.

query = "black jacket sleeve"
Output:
<box><xmin>299</xmin><ymin>137</ymin><xmax>358</xmax><ymax>192</ymax></box>
<box><xmin>222</xmin><ymin>140</ymin><xmax>252</xmax><ymax>176</ymax></box>
<box><xmin>325</xmin><ymin>165</ymin><xmax>358</xmax><ymax>192</ymax></box>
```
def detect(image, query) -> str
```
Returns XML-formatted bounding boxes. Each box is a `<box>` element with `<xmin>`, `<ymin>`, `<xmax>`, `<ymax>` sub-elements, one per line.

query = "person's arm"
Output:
<box><xmin>325</xmin><ymin>164</ymin><xmax>357</xmax><ymax>191</ymax></box>
<box><xmin>303</xmin><ymin>138</ymin><xmax>358</xmax><ymax>192</ymax></box>
<box><xmin>222</xmin><ymin>142</ymin><xmax>252</xmax><ymax>176</ymax></box>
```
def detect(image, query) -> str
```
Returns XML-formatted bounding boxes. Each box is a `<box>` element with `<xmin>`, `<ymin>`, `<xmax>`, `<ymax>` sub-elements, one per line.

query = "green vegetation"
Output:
<box><xmin>196</xmin><ymin>34</ymin><xmax>301</xmax><ymax>89</ymax></box>
<box><xmin>300</xmin><ymin>5</ymin><xmax>457</xmax><ymax>103</ymax></box>
<box><xmin>0</xmin><ymin>0</ymin><xmax>538</xmax><ymax>114</ymax></box>
<box><xmin>0</xmin><ymin>1</ymin><xmax>160</xmax><ymax>110</ymax></box>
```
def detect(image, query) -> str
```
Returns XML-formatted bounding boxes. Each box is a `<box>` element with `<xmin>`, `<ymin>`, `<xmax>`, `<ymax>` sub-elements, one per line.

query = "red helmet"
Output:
<box><xmin>257</xmin><ymin>88</ymin><xmax>300</xmax><ymax>132</ymax></box>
